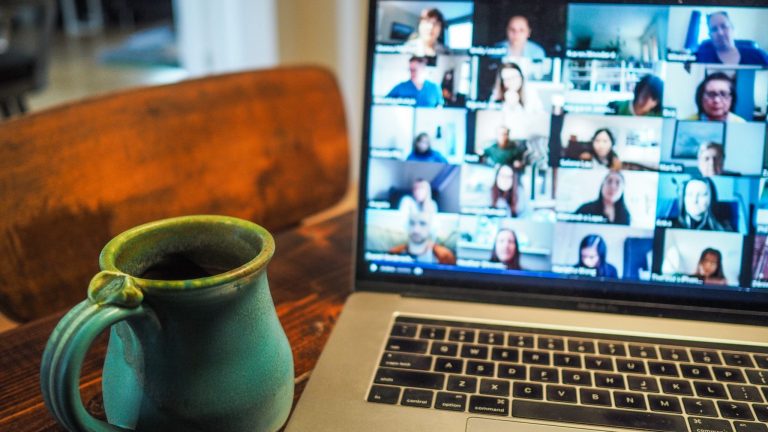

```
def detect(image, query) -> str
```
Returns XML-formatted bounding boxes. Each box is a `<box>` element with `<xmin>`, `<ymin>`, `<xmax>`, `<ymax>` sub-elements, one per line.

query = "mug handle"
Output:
<box><xmin>41</xmin><ymin>271</ymin><xmax>149</xmax><ymax>432</ymax></box>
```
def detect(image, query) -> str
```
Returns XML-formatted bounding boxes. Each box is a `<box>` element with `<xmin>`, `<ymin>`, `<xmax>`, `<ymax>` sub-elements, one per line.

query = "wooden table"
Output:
<box><xmin>0</xmin><ymin>211</ymin><xmax>355</xmax><ymax>431</ymax></box>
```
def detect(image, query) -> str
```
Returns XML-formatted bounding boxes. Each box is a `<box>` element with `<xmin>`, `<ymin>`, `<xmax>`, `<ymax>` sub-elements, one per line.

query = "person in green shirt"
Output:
<box><xmin>608</xmin><ymin>74</ymin><xmax>664</xmax><ymax>117</ymax></box>
<box><xmin>480</xmin><ymin>126</ymin><xmax>526</xmax><ymax>168</ymax></box>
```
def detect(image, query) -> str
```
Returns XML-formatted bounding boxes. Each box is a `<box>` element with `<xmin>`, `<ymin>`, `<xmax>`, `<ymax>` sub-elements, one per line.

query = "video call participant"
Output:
<box><xmin>494</xmin><ymin>15</ymin><xmax>545</xmax><ymax>59</ymax></box>
<box><xmin>490</xmin><ymin>228</ymin><xmax>522</xmax><ymax>270</ymax></box>
<box><xmin>575</xmin><ymin>171</ymin><xmax>631</xmax><ymax>225</ymax></box>
<box><xmin>386</xmin><ymin>56</ymin><xmax>444</xmax><ymax>107</ymax></box>
<box><xmin>388</xmin><ymin>211</ymin><xmax>456</xmax><ymax>264</ymax></box>
<box><xmin>577</xmin><ymin>234</ymin><xmax>618</xmax><ymax>278</ymax></box>
<box><xmin>607</xmin><ymin>75</ymin><xmax>664</xmax><ymax>117</ymax></box>
<box><xmin>695</xmin><ymin>12</ymin><xmax>768</xmax><ymax>66</ymax></box>
<box><xmin>490</xmin><ymin>62</ymin><xmax>543</xmax><ymax>112</ymax></box>
<box><xmin>579</xmin><ymin>128</ymin><xmax>622</xmax><ymax>170</ymax></box>
<box><xmin>407</xmin><ymin>133</ymin><xmax>447</xmax><ymax>163</ymax></box>
<box><xmin>399</xmin><ymin>178</ymin><xmax>438</xmax><ymax>215</ymax></box>
<box><xmin>481</xmin><ymin>125</ymin><xmax>526</xmax><ymax>167</ymax></box>
<box><xmin>691</xmin><ymin>247</ymin><xmax>728</xmax><ymax>285</ymax></box>
<box><xmin>491</xmin><ymin>164</ymin><xmax>524</xmax><ymax>217</ymax></box>
<box><xmin>688</xmin><ymin>72</ymin><xmax>745</xmax><ymax>122</ymax></box>
<box><xmin>672</xmin><ymin>177</ymin><xmax>734</xmax><ymax>232</ymax></box>
<box><xmin>696</xmin><ymin>142</ymin><xmax>736</xmax><ymax>177</ymax></box>
<box><xmin>404</xmin><ymin>8</ymin><xmax>448</xmax><ymax>57</ymax></box>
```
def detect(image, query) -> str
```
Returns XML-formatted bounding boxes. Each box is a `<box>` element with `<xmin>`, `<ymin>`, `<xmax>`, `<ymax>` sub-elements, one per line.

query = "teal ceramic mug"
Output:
<box><xmin>40</xmin><ymin>215</ymin><xmax>294</xmax><ymax>432</ymax></box>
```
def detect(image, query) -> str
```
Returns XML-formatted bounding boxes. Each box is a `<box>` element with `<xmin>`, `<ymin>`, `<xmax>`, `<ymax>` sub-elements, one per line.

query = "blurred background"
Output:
<box><xmin>1</xmin><ymin>0</ymin><xmax>366</xmax><ymax>172</ymax></box>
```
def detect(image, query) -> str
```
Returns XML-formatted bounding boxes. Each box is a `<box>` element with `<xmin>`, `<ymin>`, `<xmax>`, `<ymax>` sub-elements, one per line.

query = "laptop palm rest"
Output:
<box><xmin>466</xmin><ymin>418</ymin><xmax>602</xmax><ymax>432</ymax></box>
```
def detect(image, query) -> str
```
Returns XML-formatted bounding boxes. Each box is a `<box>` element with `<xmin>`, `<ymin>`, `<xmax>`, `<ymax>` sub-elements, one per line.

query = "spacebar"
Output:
<box><xmin>512</xmin><ymin>400</ymin><xmax>686</xmax><ymax>432</ymax></box>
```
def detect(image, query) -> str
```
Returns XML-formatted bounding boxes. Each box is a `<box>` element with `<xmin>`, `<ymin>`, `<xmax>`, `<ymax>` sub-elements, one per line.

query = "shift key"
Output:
<box><xmin>374</xmin><ymin>368</ymin><xmax>445</xmax><ymax>390</ymax></box>
<box><xmin>386</xmin><ymin>338</ymin><xmax>428</xmax><ymax>353</ymax></box>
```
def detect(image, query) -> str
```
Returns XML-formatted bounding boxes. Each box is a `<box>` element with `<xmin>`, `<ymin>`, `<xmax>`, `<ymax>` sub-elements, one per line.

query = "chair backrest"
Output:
<box><xmin>0</xmin><ymin>66</ymin><xmax>349</xmax><ymax>322</ymax></box>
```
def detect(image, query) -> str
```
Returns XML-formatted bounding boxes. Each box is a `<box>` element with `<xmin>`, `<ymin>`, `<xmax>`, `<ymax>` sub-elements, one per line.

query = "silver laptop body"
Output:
<box><xmin>288</xmin><ymin>1</ymin><xmax>768</xmax><ymax>431</ymax></box>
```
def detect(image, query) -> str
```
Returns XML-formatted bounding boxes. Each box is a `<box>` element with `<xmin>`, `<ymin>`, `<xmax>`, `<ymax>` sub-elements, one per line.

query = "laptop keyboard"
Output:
<box><xmin>366</xmin><ymin>316</ymin><xmax>768</xmax><ymax>432</ymax></box>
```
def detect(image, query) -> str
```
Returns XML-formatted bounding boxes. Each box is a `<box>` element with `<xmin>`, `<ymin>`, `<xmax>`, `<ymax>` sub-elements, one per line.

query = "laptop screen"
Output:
<box><xmin>358</xmin><ymin>0</ymin><xmax>768</xmax><ymax>314</ymax></box>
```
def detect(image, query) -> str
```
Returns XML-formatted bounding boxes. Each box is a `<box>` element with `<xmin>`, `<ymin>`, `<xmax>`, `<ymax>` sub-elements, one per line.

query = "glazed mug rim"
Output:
<box><xmin>99</xmin><ymin>215</ymin><xmax>275</xmax><ymax>293</ymax></box>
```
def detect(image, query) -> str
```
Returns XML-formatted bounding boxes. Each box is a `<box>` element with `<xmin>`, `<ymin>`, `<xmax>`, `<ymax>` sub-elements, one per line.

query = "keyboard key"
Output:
<box><xmin>562</xmin><ymin>369</ymin><xmax>592</xmax><ymax>386</ymax></box>
<box><xmin>598</xmin><ymin>341</ymin><xmax>627</xmax><ymax>356</ymax></box>
<box><xmin>513</xmin><ymin>400</ymin><xmax>686</xmax><ymax>432</ymax></box>
<box><xmin>614</xmin><ymin>391</ymin><xmax>647</xmax><ymax>410</ymax></box>
<box><xmin>628</xmin><ymin>375</ymin><xmax>659</xmax><ymax>393</ymax></box>
<box><xmin>727</xmin><ymin>384</ymin><xmax>763</xmax><ymax>402</ymax></box>
<box><xmin>374</xmin><ymin>368</ymin><xmax>445</xmax><ymax>390</ymax></box>
<box><xmin>733</xmin><ymin>421</ymin><xmax>768</xmax><ymax>432</ymax></box>
<box><xmin>682</xmin><ymin>364</ymin><xmax>713</xmax><ymax>380</ymax></box>
<box><xmin>491</xmin><ymin>347</ymin><xmax>519</xmax><ymax>362</ymax></box>
<box><xmin>380</xmin><ymin>352</ymin><xmax>432</xmax><ymax>371</ymax></box>
<box><xmin>468</xmin><ymin>395</ymin><xmax>509</xmax><ymax>416</ymax></box>
<box><xmin>386</xmin><ymin>337</ymin><xmax>428</xmax><ymax>354</ymax></box>
<box><xmin>584</xmin><ymin>356</ymin><xmax>613</xmax><ymax>371</ymax></box>
<box><xmin>753</xmin><ymin>404</ymin><xmax>768</xmax><ymax>422</ymax></box>
<box><xmin>513</xmin><ymin>382</ymin><xmax>544</xmax><ymax>400</ymax></box>
<box><xmin>648</xmin><ymin>361</ymin><xmax>678</xmax><ymax>377</ymax></box>
<box><xmin>479</xmin><ymin>379</ymin><xmax>510</xmax><ymax>396</ymax></box>
<box><xmin>723</xmin><ymin>353</ymin><xmax>754</xmax><ymax>368</ymax></box>
<box><xmin>434</xmin><ymin>357</ymin><xmax>463</xmax><ymax>373</ymax></box>
<box><xmin>367</xmin><ymin>385</ymin><xmax>401</xmax><ymax>404</ymax></box>
<box><xmin>694</xmin><ymin>381</ymin><xmax>728</xmax><ymax>399</ymax></box>
<box><xmin>568</xmin><ymin>339</ymin><xmax>595</xmax><ymax>354</ymax></box>
<box><xmin>400</xmin><ymin>388</ymin><xmax>433</xmax><ymax>408</ymax></box>
<box><xmin>391</xmin><ymin>323</ymin><xmax>417</xmax><ymax>338</ymax></box>
<box><xmin>683</xmin><ymin>398</ymin><xmax>718</xmax><ymax>417</ymax></box>
<box><xmin>746</xmin><ymin>369</ymin><xmax>768</xmax><ymax>385</ymax></box>
<box><xmin>430</xmin><ymin>342</ymin><xmax>458</xmax><ymax>357</ymax></box>
<box><xmin>763</xmin><ymin>387</ymin><xmax>768</xmax><ymax>401</ymax></box>
<box><xmin>580</xmin><ymin>388</ymin><xmax>611</xmax><ymax>406</ymax></box>
<box><xmin>691</xmin><ymin>350</ymin><xmax>722</xmax><ymax>365</ymax></box>
<box><xmin>660</xmin><ymin>347</ymin><xmax>690</xmax><ymax>362</ymax></box>
<box><xmin>419</xmin><ymin>326</ymin><xmax>446</xmax><ymax>340</ymax></box>
<box><xmin>448</xmin><ymin>328</ymin><xmax>475</xmax><ymax>343</ymax></box>
<box><xmin>629</xmin><ymin>344</ymin><xmax>658</xmax><ymax>359</ymax></box>
<box><xmin>554</xmin><ymin>353</ymin><xmax>582</xmax><ymax>368</ymax></box>
<box><xmin>717</xmin><ymin>401</ymin><xmax>754</xmax><ymax>420</ymax></box>
<box><xmin>522</xmin><ymin>350</ymin><xmax>550</xmax><ymax>365</ymax></box>
<box><xmin>538</xmin><ymin>337</ymin><xmax>564</xmax><ymax>351</ymax></box>
<box><xmin>434</xmin><ymin>392</ymin><xmax>467</xmax><ymax>412</ymax></box>
<box><xmin>595</xmin><ymin>372</ymin><xmax>625</xmax><ymax>389</ymax></box>
<box><xmin>497</xmin><ymin>363</ymin><xmax>526</xmax><ymax>380</ymax></box>
<box><xmin>546</xmin><ymin>385</ymin><xmax>577</xmax><ymax>403</ymax></box>
<box><xmin>446</xmin><ymin>375</ymin><xmax>477</xmax><ymax>393</ymax></box>
<box><xmin>616</xmin><ymin>358</ymin><xmax>646</xmax><ymax>374</ymax></box>
<box><xmin>688</xmin><ymin>417</ymin><xmax>733</xmax><ymax>432</ymax></box>
<box><xmin>661</xmin><ymin>378</ymin><xmax>693</xmax><ymax>396</ymax></box>
<box><xmin>508</xmin><ymin>334</ymin><xmax>534</xmax><ymax>348</ymax></box>
<box><xmin>648</xmin><ymin>395</ymin><xmax>682</xmax><ymax>413</ymax></box>
<box><xmin>713</xmin><ymin>367</ymin><xmax>745</xmax><ymax>383</ymax></box>
<box><xmin>460</xmin><ymin>345</ymin><xmax>488</xmax><ymax>360</ymax></box>
<box><xmin>754</xmin><ymin>355</ymin><xmax>768</xmax><ymax>370</ymax></box>
<box><xmin>466</xmin><ymin>361</ymin><xmax>494</xmax><ymax>377</ymax></box>
<box><xmin>478</xmin><ymin>331</ymin><xmax>504</xmax><ymax>345</ymax></box>
<box><xmin>529</xmin><ymin>367</ymin><xmax>558</xmax><ymax>383</ymax></box>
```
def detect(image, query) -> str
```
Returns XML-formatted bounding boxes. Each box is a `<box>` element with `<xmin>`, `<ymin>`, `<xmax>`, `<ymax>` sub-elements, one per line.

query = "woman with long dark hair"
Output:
<box><xmin>579</xmin><ymin>128</ymin><xmax>621</xmax><ymax>170</ymax></box>
<box><xmin>576</xmin><ymin>171</ymin><xmax>631</xmax><ymax>225</ymax></box>
<box><xmin>692</xmin><ymin>248</ymin><xmax>727</xmax><ymax>285</ymax></box>
<box><xmin>673</xmin><ymin>177</ymin><xmax>734</xmax><ymax>231</ymax></box>
<box><xmin>577</xmin><ymin>234</ymin><xmax>618</xmax><ymax>278</ymax></box>
<box><xmin>490</xmin><ymin>229</ymin><xmax>522</xmax><ymax>270</ymax></box>
<box><xmin>491</xmin><ymin>164</ymin><xmax>520</xmax><ymax>217</ymax></box>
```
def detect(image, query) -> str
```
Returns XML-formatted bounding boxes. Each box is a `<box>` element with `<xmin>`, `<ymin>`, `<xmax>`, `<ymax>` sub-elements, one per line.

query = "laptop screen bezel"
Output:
<box><xmin>354</xmin><ymin>0</ymin><xmax>768</xmax><ymax>323</ymax></box>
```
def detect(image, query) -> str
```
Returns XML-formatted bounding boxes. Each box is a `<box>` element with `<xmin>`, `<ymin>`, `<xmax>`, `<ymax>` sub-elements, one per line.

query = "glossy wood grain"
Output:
<box><xmin>0</xmin><ymin>210</ymin><xmax>355</xmax><ymax>432</ymax></box>
<box><xmin>0</xmin><ymin>66</ymin><xmax>349</xmax><ymax>322</ymax></box>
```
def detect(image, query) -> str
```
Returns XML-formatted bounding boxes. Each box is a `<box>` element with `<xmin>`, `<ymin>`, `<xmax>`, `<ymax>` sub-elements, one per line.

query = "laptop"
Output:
<box><xmin>287</xmin><ymin>1</ymin><xmax>768</xmax><ymax>431</ymax></box>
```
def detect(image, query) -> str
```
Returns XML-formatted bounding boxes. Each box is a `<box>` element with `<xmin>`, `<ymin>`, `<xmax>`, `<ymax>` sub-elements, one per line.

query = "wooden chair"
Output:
<box><xmin>0</xmin><ymin>66</ymin><xmax>349</xmax><ymax>323</ymax></box>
